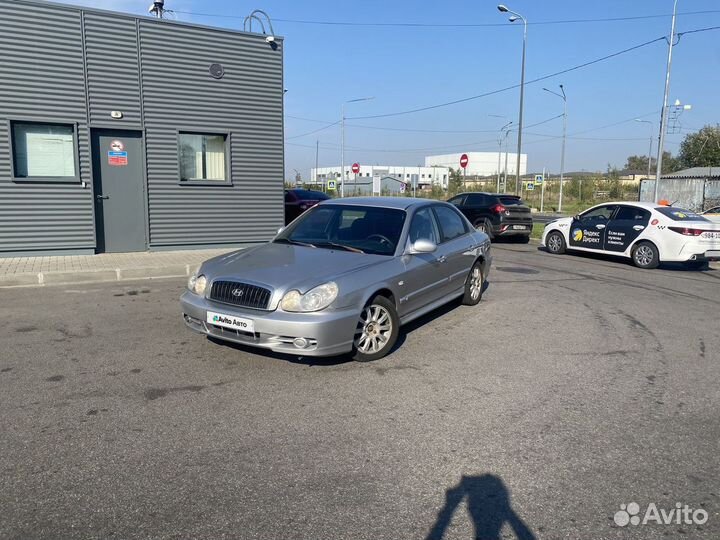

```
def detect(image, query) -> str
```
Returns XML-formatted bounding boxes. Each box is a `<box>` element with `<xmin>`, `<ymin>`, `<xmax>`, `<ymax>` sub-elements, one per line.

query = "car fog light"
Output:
<box><xmin>293</xmin><ymin>337</ymin><xmax>309</xmax><ymax>349</ymax></box>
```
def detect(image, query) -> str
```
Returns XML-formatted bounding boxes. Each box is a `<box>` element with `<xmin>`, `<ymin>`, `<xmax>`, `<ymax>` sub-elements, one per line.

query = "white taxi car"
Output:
<box><xmin>541</xmin><ymin>201</ymin><xmax>720</xmax><ymax>269</ymax></box>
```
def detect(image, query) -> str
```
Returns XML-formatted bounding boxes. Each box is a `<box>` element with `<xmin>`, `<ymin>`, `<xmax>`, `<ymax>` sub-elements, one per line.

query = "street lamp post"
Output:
<box><xmin>655</xmin><ymin>0</ymin><xmax>679</xmax><ymax>203</ymax></box>
<box><xmin>543</xmin><ymin>85</ymin><xmax>567</xmax><ymax>212</ymax></box>
<box><xmin>495</xmin><ymin>121</ymin><xmax>513</xmax><ymax>192</ymax></box>
<box><xmin>635</xmin><ymin>119</ymin><xmax>654</xmax><ymax>180</ymax></box>
<box><xmin>498</xmin><ymin>4</ymin><xmax>527</xmax><ymax>196</ymax></box>
<box><xmin>341</xmin><ymin>97</ymin><xmax>374</xmax><ymax>198</ymax></box>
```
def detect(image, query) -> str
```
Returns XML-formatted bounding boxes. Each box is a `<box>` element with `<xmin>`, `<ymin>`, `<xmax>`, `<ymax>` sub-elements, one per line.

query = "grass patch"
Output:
<box><xmin>530</xmin><ymin>223</ymin><xmax>545</xmax><ymax>240</ymax></box>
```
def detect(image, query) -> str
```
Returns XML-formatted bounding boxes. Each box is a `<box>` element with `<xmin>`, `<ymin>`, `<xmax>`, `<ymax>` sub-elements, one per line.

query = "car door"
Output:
<box><xmin>462</xmin><ymin>193</ymin><xmax>489</xmax><ymax>227</ymax></box>
<box><xmin>569</xmin><ymin>204</ymin><xmax>618</xmax><ymax>251</ymax></box>
<box><xmin>604</xmin><ymin>205</ymin><xmax>651</xmax><ymax>254</ymax></box>
<box><xmin>400</xmin><ymin>207</ymin><xmax>448</xmax><ymax>316</ymax></box>
<box><xmin>432</xmin><ymin>205</ymin><xmax>474</xmax><ymax>296</ymax></box>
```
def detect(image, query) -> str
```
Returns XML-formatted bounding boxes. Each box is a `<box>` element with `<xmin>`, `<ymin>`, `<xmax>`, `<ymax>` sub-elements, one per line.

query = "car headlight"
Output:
<box><xmin>280</xmin><ymin>281</ymin><xmax>338</xmax><ymax>312</ymax></box>
<box><xmin>188</xmin><ymin>274</ymin><xmax>207</xmax><ymax>295</ymax></box>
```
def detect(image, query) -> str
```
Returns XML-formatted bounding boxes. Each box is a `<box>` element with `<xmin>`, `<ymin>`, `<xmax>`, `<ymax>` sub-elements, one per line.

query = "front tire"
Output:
<box><xmin>545</xmin><ymin>231</ymin><xmax>566</xmax><ymax>254</ymax></box>
<box><xmin>632</xmin><ymin>241</ymin><xmax>660</xmax><ymax>269</ymax></box>
<box><xmin>352</xmin><ymin>295</ymin><xmax>399</xmax><ymax>362</ymax></box>
<box><xmin>462</xmin><ymin>261</ymin><xmax>485</xmax><ymax>306</ymax></box>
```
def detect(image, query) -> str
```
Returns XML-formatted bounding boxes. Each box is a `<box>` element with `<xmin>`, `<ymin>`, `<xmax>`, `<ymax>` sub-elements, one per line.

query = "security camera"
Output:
<box><xmin>265</xmin><ymin>35</ymin><xmax>275</xmax><ymax>43</ymax></box>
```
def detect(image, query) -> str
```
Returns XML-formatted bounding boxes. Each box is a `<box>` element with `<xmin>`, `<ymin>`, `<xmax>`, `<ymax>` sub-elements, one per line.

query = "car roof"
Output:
<box><xmin>588</xmin><ymin>201</ymin><xmax>660</xmax><ymax>210</ymax></box>
<box><xmin>454</xmin><ymin>192</ymin><xmax>517</xmax><ymax>197</ymax></box>
<box><xmin>320</xmin><ymin>196</ymin><xmax>442</xmax><ymax>210</ymax></box>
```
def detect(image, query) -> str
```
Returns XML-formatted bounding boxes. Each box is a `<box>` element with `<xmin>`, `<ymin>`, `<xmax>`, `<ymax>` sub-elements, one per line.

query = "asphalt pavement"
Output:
<box><xmin>1</xmin><ymin>245</ymin><xmax>719</xmax><ymax>539</ymax></box>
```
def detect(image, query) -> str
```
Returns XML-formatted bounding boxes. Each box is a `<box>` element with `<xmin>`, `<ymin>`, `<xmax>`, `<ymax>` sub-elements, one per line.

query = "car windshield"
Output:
<box><xmin>498</xmin><ymin>196</ymin><xmax>526</xmax><ymax>206</ymax></box>
<box><xmin>275</xmin><ymin>204</ymin><xmax>406</xmax><ymax>256</ymax></box>
<box><xmin>655</xmin><ymin>207</ymin><xmax>709</xmax><ymax>222</ymax></box>
<box><xmin>292</xmin><ymin>190</ymin><xmax>330</xmax><ymax>200</ymax></box>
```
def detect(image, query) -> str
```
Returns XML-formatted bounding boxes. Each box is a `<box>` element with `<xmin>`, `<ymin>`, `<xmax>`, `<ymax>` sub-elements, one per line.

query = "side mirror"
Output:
<box><xmin>409</xmin><ymin>239</ymin><xmax>437</xmax><ymax>254</ymax></box>
<box><xmin>277</xmin><ymin>226</ymin><xmax>285</xmax><ymax>235</ymax></box>
<box><xmin>573</xmin><ymin>214</ymin><xmax>580</xmax><ymax>221</ymax></box>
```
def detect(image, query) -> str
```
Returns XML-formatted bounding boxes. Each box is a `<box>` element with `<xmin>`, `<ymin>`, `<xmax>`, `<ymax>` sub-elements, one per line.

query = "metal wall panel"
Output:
<box><xmin>84</xmin><ymin>13</ymin><xmax>142</xmax><ymax>126</ymax></box>
<box><xmin>0</xmin><ymin>1</ymin><xmax>95</xmax><ymax>253</ymax></box>
<box><xmin>639</xmin><ymin>179</ymin><xmax>706</xmax><ymax>211</ymax></box>
<box><xmin>138</xmin><ymin>22</ymin><xmax>285</xmax><ymax>248</ymax></box>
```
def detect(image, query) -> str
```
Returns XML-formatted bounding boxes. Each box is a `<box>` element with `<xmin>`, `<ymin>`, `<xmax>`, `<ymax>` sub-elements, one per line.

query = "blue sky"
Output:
<box><xmin>57</xmin><ymin>0</ymin><xmax>720</xmax><ymax>179</ymax></box>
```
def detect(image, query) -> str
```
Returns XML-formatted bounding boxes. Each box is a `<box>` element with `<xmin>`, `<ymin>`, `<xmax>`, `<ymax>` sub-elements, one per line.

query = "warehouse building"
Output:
<box><xmin>312</xmin><ymin>165</ymin><xmax>451</xmax><ymax>189</ymax></box>
<box><xmin>425</xmin><ymin>152</ymin><xmax>527</xmax><ymax>177</ymax></box>
<box><xmin>0</xmin><ymin>0</ymin><xmax>284</xmax><ymax>256</ymax></box>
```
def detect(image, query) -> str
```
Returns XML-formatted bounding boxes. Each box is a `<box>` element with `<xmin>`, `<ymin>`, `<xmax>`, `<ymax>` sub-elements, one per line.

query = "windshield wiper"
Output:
<box><xmin>316</xmin><ymin>242</ymin><xmax>365</xmax><ymax>254</ymax></box>
<box><xmin>274</xmin><ymin>238</ymin><xmax>316</xmax><ymax>248</ymax></box>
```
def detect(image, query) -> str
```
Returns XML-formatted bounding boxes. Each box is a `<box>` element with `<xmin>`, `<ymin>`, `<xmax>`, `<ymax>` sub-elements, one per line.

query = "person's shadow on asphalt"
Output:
<box><xmin>426</xmin><ymin>474</ymin><xmax>536</xmax><ymax>540</ymax></box>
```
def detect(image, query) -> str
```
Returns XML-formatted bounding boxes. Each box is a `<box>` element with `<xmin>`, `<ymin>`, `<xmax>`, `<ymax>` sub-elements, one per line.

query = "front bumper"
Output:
<box><xmin>180</xmin><ymin>291</ymin><xmax>359</xmax><ymax>357</ymax></box>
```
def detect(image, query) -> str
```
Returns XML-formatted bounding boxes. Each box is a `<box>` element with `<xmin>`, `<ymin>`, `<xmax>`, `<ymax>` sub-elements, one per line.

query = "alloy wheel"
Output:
<box><xmin>354</xmin><ymin>304</ymin><xmax>393</xmax><ymax>354</ymax></box>
<box><xmin>634</xmin><ymin>245</ymin><xmax>654</xmax><ymax>267</ymax></box>
<box><xmin>469</xmin><ymin>266</ymin><xmax>483</xmax><ymax>300</ymax></box>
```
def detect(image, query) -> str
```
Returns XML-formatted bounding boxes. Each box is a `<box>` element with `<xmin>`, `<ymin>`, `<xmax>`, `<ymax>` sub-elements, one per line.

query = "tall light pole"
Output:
<box><xmin>498</xmin><ymin>4</ymin><xmax>527</xmax><ymax>196</ymax></box>
<box><xmin>655</xmin><ymin>0</ymin><xmax>679</xmax><ymax>203</ymax></box>
<box><xmin>543</xmin><ymin>85</ymin><xmax>567</xmax><ymax>212</ymax></box>
<box><xmin>495</xmin><ymin>121</ymin><xmax>513</xmax><ymax>192</ymax></box>
<box><xmin>340</xmin><ymin>96</ymin><xmax>374</xmax><ymax>198</ymax></box>
<box><xmin>635</xmin><ymin>119</ymin><xmax>654</xmax><ymax>180</ymax></box>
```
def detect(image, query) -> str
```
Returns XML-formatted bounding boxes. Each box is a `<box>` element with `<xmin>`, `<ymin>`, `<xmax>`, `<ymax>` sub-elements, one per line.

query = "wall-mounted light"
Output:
<box><xmin>110</xmin><ymin>111</ymin><xmax>123</xmax><ymax>119</ymax></box>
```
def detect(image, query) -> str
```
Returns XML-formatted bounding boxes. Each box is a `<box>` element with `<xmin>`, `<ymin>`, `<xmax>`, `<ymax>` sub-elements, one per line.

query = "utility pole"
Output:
<box><xmin>340</xmin><ymin>97</ymin><xmax>374</xmax><ymax>198</ymax></box>
<box><xmin>543</xmin><ymin>85</ymin><xmax>567</xmax><ymax>212</ymax></box>
<box><xmin>315</xmin><ymin>139</ymin><xmax>320</xmax><ymax>190</ymax></box>
<box><xmin>498</xmin><ymin>5</ymin><xmax>528</xmax><ymax>196</ymax></box>
<box><xmin>655</xmin><ymin>0</ymin><xmax>679</xmax><ymax>203</ymax></box>
<box><xmin>340</xmin><ymin>103</ymin><xmax>345</xmax><ymax>197</ymax></box>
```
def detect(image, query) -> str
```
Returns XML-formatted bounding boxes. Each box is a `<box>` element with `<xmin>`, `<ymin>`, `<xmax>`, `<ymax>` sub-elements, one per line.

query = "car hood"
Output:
<box><xmin>200</xmin><ymin>242</ymin><xmax>389</xmax><ymax>293</ymax></box>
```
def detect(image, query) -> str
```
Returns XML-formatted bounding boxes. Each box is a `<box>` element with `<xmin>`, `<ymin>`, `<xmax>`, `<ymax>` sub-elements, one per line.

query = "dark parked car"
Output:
<box><xmin>448</xmin><ymin>192</ymin><xmax>533</xmax><ymax>242</ymax></box>
<box><xmin>285</xmin><ymin>189</ymin><xmax>331</xmax><ymax>225</ymax></box>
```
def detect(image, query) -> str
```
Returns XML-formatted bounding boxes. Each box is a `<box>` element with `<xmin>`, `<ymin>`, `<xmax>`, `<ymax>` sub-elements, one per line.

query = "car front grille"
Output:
<box><xmin>209</xmin><ymin>280</ymin><xmax>272</xmax><ymax>310</ymax></box>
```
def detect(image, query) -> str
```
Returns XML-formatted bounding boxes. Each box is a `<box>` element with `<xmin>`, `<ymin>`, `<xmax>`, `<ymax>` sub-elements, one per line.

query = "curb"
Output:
<box><xmin>0</xmin><ymin>263</ymin><xmax>202</xmax><ymax>288</ymax></box>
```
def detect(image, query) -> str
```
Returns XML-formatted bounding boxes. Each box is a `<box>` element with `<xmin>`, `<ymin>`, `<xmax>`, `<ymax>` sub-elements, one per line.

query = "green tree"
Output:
<box><xmin>623</xmin><ymin>151</ymin><xmax>681</xmax><ymax>174</ymax></box>
<box><xmin>448</xmin><ymin>168</ymin><xmax>464</xmax><ymax>195</ymax></box>
<box><xmin>679</xmin><ymin>125</ymin><xmax>720</xmax><ymax>168</ymax></box>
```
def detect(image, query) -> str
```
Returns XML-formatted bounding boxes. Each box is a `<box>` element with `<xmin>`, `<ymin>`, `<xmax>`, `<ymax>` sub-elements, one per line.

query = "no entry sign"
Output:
<box><xmin>351</xmin><ymin>163</ymin><xmax>360</xmax><ymax>174</ymax></box>
<box><xmin>460</xmin><ymin>154</ymin><xmax>469</xmax><ymax>169</ymax></box>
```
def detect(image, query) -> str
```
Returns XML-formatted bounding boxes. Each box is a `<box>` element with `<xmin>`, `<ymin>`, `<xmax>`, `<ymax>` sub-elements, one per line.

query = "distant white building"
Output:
<box><xmin>311</xmin><ymin>165</ymin><xmax>451</xmax><ymax>189</ymax></box>
<box><xmin>425</xmin><ymin>152</ymin><xmax>527</xmax><ymax>177</ymax></box>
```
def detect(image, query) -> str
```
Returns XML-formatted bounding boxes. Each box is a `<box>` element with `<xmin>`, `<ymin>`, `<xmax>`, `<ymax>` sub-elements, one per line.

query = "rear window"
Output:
<box><xmin>498</xmin><ymin>196</ymin><xmax>526</xmax><ymax>206</ymax></box>
<box><xmin>292</xmin><ymin>190</ymin><xmax>330</xmax><ymax>200</ymax></box>
<box><xmin>655</xmin><ymin>207</ymin><xmax>708</xmax><ymax>222</ymax></box>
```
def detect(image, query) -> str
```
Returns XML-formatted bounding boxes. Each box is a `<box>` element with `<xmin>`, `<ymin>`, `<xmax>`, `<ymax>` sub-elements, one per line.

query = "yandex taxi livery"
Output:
<box><xmin>541</xmin><ymin>201</ymin><xmax>720</xmax><ymax>269</ymax></box>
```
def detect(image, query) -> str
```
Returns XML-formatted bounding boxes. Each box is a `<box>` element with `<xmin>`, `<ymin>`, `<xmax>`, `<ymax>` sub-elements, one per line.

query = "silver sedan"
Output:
<box><xmin>181</xmin><ymin>197</ymin><xmax>492</xmax><ymax>361</ymax></box>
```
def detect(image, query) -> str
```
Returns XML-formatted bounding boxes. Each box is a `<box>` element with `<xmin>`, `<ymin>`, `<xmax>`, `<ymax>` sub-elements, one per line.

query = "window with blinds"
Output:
<box><xmin>11</xmin><ymin>122</ymin><xmax>77</xmax><ymax>179</ymax></box>
<box><xmin>178</xmin><ymin>133</ymin><xmax>228</xmax><ymax>182</ymax></box>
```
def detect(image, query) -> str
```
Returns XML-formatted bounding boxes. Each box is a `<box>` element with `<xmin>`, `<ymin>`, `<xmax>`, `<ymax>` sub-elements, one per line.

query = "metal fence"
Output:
<box><xmin>639</xmin><ymin>179</ymin><xmax>720</xmax><ymax>211</ymax></box>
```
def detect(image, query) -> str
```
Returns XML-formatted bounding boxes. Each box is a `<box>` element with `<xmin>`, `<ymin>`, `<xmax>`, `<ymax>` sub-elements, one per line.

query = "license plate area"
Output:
<box><xmin>512</xmin><ymin>225</ymin><xmax>527</xmax><ymax>230</ymax></box>
<box><xmin>207</xmin><ymin>311</ymin><xmax>255</xmax><ymax>333</ymax></box>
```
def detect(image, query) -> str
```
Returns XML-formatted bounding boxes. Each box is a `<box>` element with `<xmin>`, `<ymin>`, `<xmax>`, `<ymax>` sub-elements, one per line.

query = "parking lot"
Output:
<box><xmin>1</xmin><ymin>243</ymin><xmax>719</xmax><ymax>539</ymax></box>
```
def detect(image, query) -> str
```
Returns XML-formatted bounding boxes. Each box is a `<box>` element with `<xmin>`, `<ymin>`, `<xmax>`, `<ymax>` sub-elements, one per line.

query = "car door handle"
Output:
<box><xmin>437</xmin><ymin>255</ymin><xmax>447</xmax><ymax>263</ymax></box>
<box><xmin>96</xmin><ymin>195</ymin><xmax>109</xmax><ymax>200</ymax></box>
<box><xmin>596</xmin><ymin>224</ymin><xmax>606</xmax><ymax>229</ymax></box>
<box><xmin>633</xmin><ymin>225</ymin><xmax>645</xmax><ymax>231</ymax></box>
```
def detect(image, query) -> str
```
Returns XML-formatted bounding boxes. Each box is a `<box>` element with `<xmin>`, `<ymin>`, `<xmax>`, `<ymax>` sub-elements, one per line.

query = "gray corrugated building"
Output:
<box><xmin>0</xmin><ymin>0</ymin><xmax>284</xmax><ymax>256</ymax></box>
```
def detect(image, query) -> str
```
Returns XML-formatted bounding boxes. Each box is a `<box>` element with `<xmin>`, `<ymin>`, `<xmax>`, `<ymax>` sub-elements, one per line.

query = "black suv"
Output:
<box><xmin>448</xmin><ymin>192</ymin><xmax>533</xmax><ymax>242</ymax></box>
<box><xmin>284</xmin><ymin>189</ymin><xmax>330</xmax><ymax>225</ymax></box>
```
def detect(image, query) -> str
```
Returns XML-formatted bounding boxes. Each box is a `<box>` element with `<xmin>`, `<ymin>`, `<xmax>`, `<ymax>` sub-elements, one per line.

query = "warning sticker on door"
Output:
<box><xmin>108</xmin><ymin>151</ymin><xmax>128</xmax><ymax>166</ymax></box>
<box><xmin>110</xmin><ymin>140</ymin><xmax>125</xmax><ymax>152</ymax></box>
